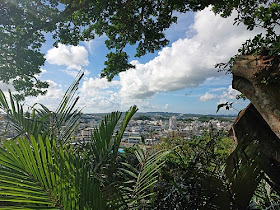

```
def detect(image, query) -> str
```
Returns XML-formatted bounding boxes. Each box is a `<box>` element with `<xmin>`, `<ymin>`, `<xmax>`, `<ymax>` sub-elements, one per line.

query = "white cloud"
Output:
<box><xmin>78</xmin><ymin>77</ymin><xmax>167</xmax><ymax>113</ymax></box>
<box><xmin>77</xmin><ymin>77</ymin><xmax>122</xmax><ymax>112</ymax></box>
<box><xmin>209</xmin><ymin>87</ymin><xmax>227</xmax><ymax>92</ymax></box>
<box><xmin>119</xmin><ymin>7</ymin><xmax>263</xmax><ymax>101</ymax></box>
<box><xmin>23</xmin><ymin>76</ymin><xmax>166</xmax><ymax>113</ymax></box>
<box><xmin>200</xmin><ymin>85</ymin><xmax>240</xmax><ymax>104</ymax></box>
<box><xmin>199</xmin><ymin>92</ymin><xmax>217</xmax><ymax>102</ymax></box>
<box><xmin>81</xmin><ymin>77</ymin><xmax>119</xmax><ymax>92</ymax></box>
<box><xmin>0</xmin><ymin>82</ymin><xmax>14</xmax><ymax>92</ymax></box>
<box><xmin>26</xmin><ymin>80</ymin><xmax>64</xmax><ymax>111</ymax></box>
<box><xmin>62</xmin><ymin>69</ymin><xmax>90</xmax><ymax>78</ymax></box>
<box><xmin>220</xmin><ymin>85</ymin><xmax>240</xmax><ymax>101</ymax></box>
<box><xmin>83</xmin><ymin>35</ymin><xmax>107</xmax><ymax>54</ymax></box>
<box><xmin>215</xmin><ymin>85</ymin><xmax>246</xmax><ymax>112</ymax></box>
<box><xmin>45</xmin><ymin>44</ymin><xmax>89</xmax><ymax>70</ymax></box>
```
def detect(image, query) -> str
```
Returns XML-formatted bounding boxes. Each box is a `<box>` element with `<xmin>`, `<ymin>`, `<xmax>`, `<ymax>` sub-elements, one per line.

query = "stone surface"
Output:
<box><xmin>232</xmin><ymin>55</ymin><xmax>280</xmax><ymax>139</ymax></box>
<box><xmin>229</xmin><ymin>103</ymin><xmax>280</xmax><ymax>190</ymax></box>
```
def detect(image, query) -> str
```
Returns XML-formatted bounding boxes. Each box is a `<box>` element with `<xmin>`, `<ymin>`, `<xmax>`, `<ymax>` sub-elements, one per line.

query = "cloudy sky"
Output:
<box><xmin>24</xmin><ymin>7</ymin><xmax>263</xmax><ymax>114</ymax></box>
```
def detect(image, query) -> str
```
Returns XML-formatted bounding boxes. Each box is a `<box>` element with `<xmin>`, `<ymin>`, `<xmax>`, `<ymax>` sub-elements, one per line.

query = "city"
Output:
<box><xmin>75</xmin><ymin>113</ymin><xmax>235</xmax><ymax>148</ymax></box>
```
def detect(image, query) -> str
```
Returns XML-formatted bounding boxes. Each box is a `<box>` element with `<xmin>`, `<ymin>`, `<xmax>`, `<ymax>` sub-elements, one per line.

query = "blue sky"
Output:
<box><xmin>22</xmin><ymin>7</ymin><xmax>265</xmax><ymax>115</ymax></box>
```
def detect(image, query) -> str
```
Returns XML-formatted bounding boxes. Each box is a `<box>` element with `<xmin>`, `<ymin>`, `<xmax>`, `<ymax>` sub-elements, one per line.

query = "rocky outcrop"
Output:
<box><xmin>229</xmin><ymin>55</ymin><xmax>280</xmax><ymax>202</ymax></box>
<box><xmin>232</xmin><ymin>55</ymin><xmax>280</xmax><ymax>138</ymax></box>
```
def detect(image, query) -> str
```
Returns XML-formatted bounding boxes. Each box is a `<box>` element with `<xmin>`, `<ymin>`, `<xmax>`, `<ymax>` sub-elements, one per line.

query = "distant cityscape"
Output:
<box><xmin>76</xmin><ymin>112</ymin><xmax>235</xmax><ymax>147</ymax></box>
<box><xmin>0</xmin><ymin>112</ymin><xmax>235</xmax><ymax>147</ymax></box>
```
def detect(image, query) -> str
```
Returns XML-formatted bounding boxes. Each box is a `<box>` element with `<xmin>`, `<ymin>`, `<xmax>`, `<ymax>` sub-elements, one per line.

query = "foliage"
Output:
<box><xmin>225</xmin><ymin>128</ymin><xmax>280</xmax><ymax>208</ymax></box>
<box><xmin>154</xmin><ymin>128</ymin><xmax>280</xmax><ymax>209</ymax></box>
<box><xmin>0</xmin><ymin>135</ymin><xmax>104</xmax><ymax>209</ymax></box>
<box><xmin>250</xmin><ymin>176</ymin><xmax>280</xmax><ymax>209</ymax></box>
<box><xmin>197</xmin><ymin>116</ymin><xmax>233</xmax><ymax>123</ymax></box>
<box><xmin>133</xmin><ymin>115</ymin><xmax>152</xmax><ymax>121</ymax></box>
<box><xmin>153</xmin><ymin>130</ymin><xmax>237</xmax><ymax>209</ymax></box>
<box><xmin>216</xmin><ymin>102</ymin><xmax>233</xmax><ymax>113</ymax></box>
<box><xmin>2</xmin><ymin>0</ymin><xmax>279</xmax><ymax>97</ymax></box>
<box><xmin>0</xmin><ymin>76</ymin><xmax>170</xmax><ymax>209</ymax></box>
<box><xmin>0</xmin><ymin>72</ymin><xmax>83</xmax><ymax>142</ymax></box>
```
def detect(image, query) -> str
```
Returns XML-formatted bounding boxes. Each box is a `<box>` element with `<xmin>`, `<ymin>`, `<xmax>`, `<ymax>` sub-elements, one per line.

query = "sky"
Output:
<box><xmin>20</xmin><ymin>7</ymin><xmax>266</xmax><ymax>114</ymax></box>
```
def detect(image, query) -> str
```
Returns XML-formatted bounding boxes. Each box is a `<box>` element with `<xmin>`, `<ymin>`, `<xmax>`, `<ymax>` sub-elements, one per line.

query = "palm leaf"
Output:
<box><xmin>0</xmin><ymin>72</ymin><xmax>83</xmax><ymax>143</ymax></box>
<box><xmin>0</xmin><ymin>136</ymin><xmax>78</xmax><ymax>208</ymax></box>
<box><xmin>82</xmin><ymin>105</ymin><xmax>138</xmax><ymax>174</ymax></box>
<box><xmin>0</xmin><ymin>135</ymin><xmax>106</xmax><ymax>209</ymax></box>
<box><xmin>119</xmin><ymin>146</ymin><xmax>170</xmax><ymax>208</ymax></box>
<box><xmin>33</xmin><ymin>71</ymin><xmax>84</xmax><ymax>142</ymax></box>
<box><xmin>0</xmin><ymin>90</ymin><xmax>45</xmax><ymax>138</ymax></box>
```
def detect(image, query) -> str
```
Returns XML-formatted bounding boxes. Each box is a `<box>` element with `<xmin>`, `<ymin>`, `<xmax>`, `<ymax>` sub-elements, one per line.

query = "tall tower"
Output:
<box><xmin>169</xmin><ymin>116</ymin><xmax>177</xmax><ymax>130</ymax></box>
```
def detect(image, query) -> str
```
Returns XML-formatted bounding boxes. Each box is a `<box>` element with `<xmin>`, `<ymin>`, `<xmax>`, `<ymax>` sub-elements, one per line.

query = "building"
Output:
<box><xmin>169</xmin><ymin>116</ymin><xmax>177</xmax><ymax>130</ymax></box>
<box><xmin>80</xmin><ymin>128</ymin><xmax>94</xmax><ymax>141</ymax></box>
<box><xmin>128</xmin><ymin>136</ymin><xmax>142</xmax><ymax>144</ymax></box>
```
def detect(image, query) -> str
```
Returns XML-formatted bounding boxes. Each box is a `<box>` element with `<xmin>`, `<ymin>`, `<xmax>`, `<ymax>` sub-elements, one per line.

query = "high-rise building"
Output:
<box><xmin>169</xmin><ymin>116</ymin><xmax>177</xmax><ymax>130</ymax></box>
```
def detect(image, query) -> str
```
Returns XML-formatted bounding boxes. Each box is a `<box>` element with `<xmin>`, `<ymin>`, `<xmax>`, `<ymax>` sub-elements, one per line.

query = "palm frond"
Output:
<box><xmin>34</xmin><ymin>71</ymin><xmax>84</xmax><ymax>142</ymax></box>
<box><xmin>0</xmin><ymin>136</ymin><xmax>78</xmax><ymax>208</ymax></box>
<box><xmin>118</xmin><ymin>146</ymin><xmax>170</xmax><ymax>209</ymax></box>
<box><xmin>225</xmin><ymin>140</ymin><xmax>265</xmax><ymax>208</ymax></box>
<box><xmin>0</xmin><ymin>72</ymin><xmax>83</xmax><ymax>142</ymax></box>
<box><xmin>0</xmin><ymin>135</ymin><xmax>106</xmax><ymax>209</ymax></box>
<box><xmin>0</xmin><ymin>90</ymin><xmax>46</xmax><ymax>138</ymax></box>
<box><xmin>82</xmin><ymin>105</ymin><xmax>138</xmax><ymax>173</ymax></box>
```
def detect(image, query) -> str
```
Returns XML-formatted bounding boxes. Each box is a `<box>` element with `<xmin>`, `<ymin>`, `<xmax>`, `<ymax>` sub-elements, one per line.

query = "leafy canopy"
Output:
<box><xmin>1</xmin><ymin>0</ymin><xmax>279</xmax><ymax>98</ymax></box>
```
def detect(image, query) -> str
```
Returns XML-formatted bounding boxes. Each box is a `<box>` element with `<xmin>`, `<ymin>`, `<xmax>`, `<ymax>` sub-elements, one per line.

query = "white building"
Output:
<box><xmin>81</xmin><ymin>128</ymin><xmax>94</xmax><ymax>141</ymax></box>
<box><xmin>128</xmin><ymin>136</ymin><xmax>142</xmax><ymax>144</ymax></box>
<box><xmin>169</xmin><ymin>116</ymin><xmax>177</xmax><ymax>130</ymax></box>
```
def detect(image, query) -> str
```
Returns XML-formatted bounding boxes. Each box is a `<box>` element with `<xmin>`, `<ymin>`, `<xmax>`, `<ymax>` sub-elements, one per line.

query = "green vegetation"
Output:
<box><xmin>154</xmin><ymin>131</ymin><xmax>280</xmax><ymax>209</ymax></box>
<box><xmin>1</xmin><ymin>0</ymin><xmax>280</xmax><ymax>208</ymax></box>
<box><xmin>133</xmin><ymin>115</ymin><xmax>152</xmax><ymax>121</ymax></box>
<box><xmin>153</xmin><ymin>131</ymin><xmax>236</xmax><ymax>209</ymax></box>
<box><xmin>1</xmin><ymin>0</ymin><xmax>279</xmax><ymax>97</ymax></box>
<box><xmin>0</xmin><ymin>76</ymin><xmax>279</xmax><ymax>208</ymax></box>
<box><xmin>197</xmin><ymin>116</ymin><xmax>233</xmax><ymax>122</ymax></box>
<box><xmin>0</xmin><ymin>75</ymin><xmax>170</xmax><ymax>209</ymax></box>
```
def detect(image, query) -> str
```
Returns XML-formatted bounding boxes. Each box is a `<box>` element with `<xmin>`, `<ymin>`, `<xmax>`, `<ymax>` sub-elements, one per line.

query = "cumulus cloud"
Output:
<box><xmin>62</xmin><ymin>69</ymin><xmax>90</xmax><ymax>78</ymax></box>
<box><xmin>214</xmin><ymin>85</ymin><xmax>246</xmax><ymax>112</ymax></box>
<box><xmin>200</xmin><ymin>85</ymin><xmax>241</xmax><ymax>104</ymax></box>
<box><xmin>45</xmin><ymin>44</ymin><xmax>89</xmax><ymax>70</ymax></box>
<box><xmin>23</xmin><ymin>76</ymin><xmax>166</xmax><ymax>113</ymax></box>
<box><xmin>0</xmin><ymin>82</ymin><xmax>14</xmax><ymax>92</ymax></box>
<box><xmin>199</xmin><ymin>92</ymin><xmax>217</xmax><ymax>102</ymax></box>
<box><xmin>220</xmin><ymin>85</ymin><xmax>241</xmax><ymax>101</ymax></box>
<box><xmin>77</xmin><ymin>77</ymin><xmax>169</xmax><ymax>113</ymax></box>
<box><xmin>81</xmin><ymin>77</ymin><xmax>119</xmax><ymax>92</ymax></box>
<box><xmin>83</xmin><ymin>35</ymin><xmax>107</xmax><ymax>54</ymax></box>
<box><xmin>119</xmin><ymin>7</ymin><xmax>262</xmax><ymax>101</ymax></box>
<box><xmin>26</xmin><ymin>80</ymin><xmax>64</xmax><ymax>111</ymax></box>
<box><xmin>77</xmin><ymin>77</ymin><xmax>122</xmax><ymax>112</ymax></box>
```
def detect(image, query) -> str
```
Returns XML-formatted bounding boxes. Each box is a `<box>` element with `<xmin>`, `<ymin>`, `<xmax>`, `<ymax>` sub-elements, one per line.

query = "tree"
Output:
<box><xmin>2</xmin><ymin>0</ymin><xmax>278</xmax><ymax>98</ymax></box>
